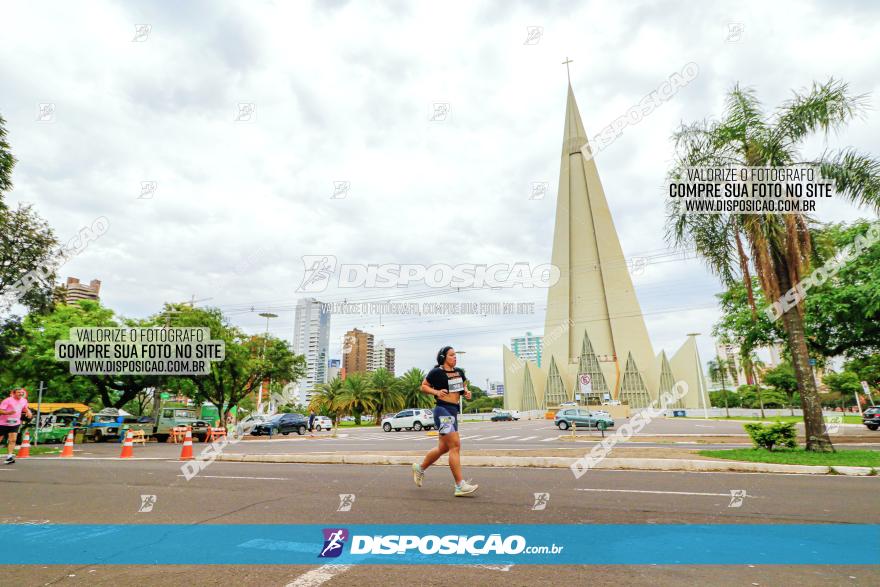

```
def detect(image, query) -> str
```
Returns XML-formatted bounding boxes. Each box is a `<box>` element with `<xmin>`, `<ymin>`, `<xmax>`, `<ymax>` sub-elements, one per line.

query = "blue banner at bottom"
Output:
<box><xmin>2</xmin><ymin>524</ymin><xmax>877</xmax><ymax>565</ymax></box>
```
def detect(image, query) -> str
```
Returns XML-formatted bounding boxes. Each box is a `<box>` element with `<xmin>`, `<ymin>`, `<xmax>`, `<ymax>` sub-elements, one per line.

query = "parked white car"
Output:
<box><xmin>382</xmin><ymin>408</ymin><xmax>435</xmax><ymax>432</ymax></box>
<box><xmin>491</xmin><ymin>408</ymin><xmax>522</xmax><ymax>419</ymax></box>
<box><xmin>313</xmin><ymin>416</ymin><xmax>333</xmax><ymax>431</ymax></box>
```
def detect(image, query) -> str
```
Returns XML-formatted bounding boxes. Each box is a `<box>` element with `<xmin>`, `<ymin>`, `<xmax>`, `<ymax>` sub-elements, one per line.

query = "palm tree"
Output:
<box><xmin>310</xmin><ymin>376</ymin><xmax>344</xmax><ymax>428</ymax></box>
<box><xmin>396</xmin><ymin>367</ymin><xmax>431</xmax><ymax>409</ymax></box>
<box><xmin>741</xmin><ymin>349</ymin><xmax>766</xmax><ymax>418</ymax></box>
<box><xmin>370</xmin><ymin>368</ymin><xmax>404</xmax><ymax>423</ymax></box>
<box><xmin>336</xmin><ymin>373</ymin><xmax>376</xmax><ymax>425</ymax></box>
<box><xmin>707</xmin><ymin>357</ymin><xmax>732</xmax><ymax>418</ymax></box>
<box><xmin>667</xmin><ymin>79</ymin><xmax>880</xmax><ymax>451</ymax></box>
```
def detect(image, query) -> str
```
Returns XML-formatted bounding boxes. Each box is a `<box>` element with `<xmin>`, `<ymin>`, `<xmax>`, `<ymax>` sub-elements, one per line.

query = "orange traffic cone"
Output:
<box><xmin>179</xmin><ymin>429</ymin><xmax>194</xmax><ymax>460</ymax></box>
<box><xmin>119</xmin><ymin>430</ymin><xmax>134</xmax><ymax>458</ymax></box>
<box><xmin>60</xmin><ymin>430</ymin><xmax>75</xmax><ymax>457</ymax></box>
<box><xmin>17</xmin><ymin>431</ymin><xmax>31</xmax><ymax>458</ymax></box>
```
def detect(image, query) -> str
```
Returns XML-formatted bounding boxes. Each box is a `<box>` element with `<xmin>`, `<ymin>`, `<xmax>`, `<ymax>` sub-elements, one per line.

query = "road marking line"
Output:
<box><xmin>519</xmin><ymin>436</ymin><xmax>538</xmax><ymax>441</ymax></box>
<box><xmin>474</xmin><ymin>435</ymin><xmax>499</xmax><ymax>440</ymax></box>
<box><xmin>28</xmin><ymin>457</ymin><xmax>169</xmax><ymax>461</ymax></box>
<box><xmin>469</xmin><ymin>564</ymin><xmax>514</xmax><ymax>571</ymax></box>
<box><xmin>576</xmin><ymin>488</ymin><xmax>756</xmax><ymax>498</ymax></box>
<box><xmin>496</xmin><ymin>436</ymin><xmax>520</xmax><ymax>441</ymax></box>
<box><xmin>176</xmin><ymin>474</ymin><xmax>288</xmax><ymax>480</ymax></box>
<box><xmin>286</xmin><ymin>564</ymin><xmax>353</xmax><ymax>587</ymax></box>
<box><xmin>540</xmin><ymin>437</ymin><xmax>557</xmax><ymax>442</ymax></box>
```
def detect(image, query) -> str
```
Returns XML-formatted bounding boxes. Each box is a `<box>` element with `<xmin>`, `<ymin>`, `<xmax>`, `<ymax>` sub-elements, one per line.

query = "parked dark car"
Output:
<box><xmin>863</xmin><ymin>406</ymin><xmax>880</xmax><ymax>431</ymax></box>
<box><xmin>252</xmin><ymin>413</ymin><xmax>308</xmax><ymax>436</ymax></box>
<box><xmin>491</xmin><ymin>412</ymin><xmax>513</xmax><ymax>422</ymax></box>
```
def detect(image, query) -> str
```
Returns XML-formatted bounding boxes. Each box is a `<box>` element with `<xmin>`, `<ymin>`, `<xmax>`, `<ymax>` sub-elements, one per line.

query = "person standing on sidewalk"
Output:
<box><xmin>412</xmin><ymin>347</ymin><xmax>478</xmax><ymax>496</ymax></box>
<box><xmin>308</xmin><ymin>410</ymin><xmax>316</xmax><ymax>434</ymax></box>
<box><xmin>1</xmin><ymin>388</ymin><xmax>32</xmax><ymax>464</ymax></box>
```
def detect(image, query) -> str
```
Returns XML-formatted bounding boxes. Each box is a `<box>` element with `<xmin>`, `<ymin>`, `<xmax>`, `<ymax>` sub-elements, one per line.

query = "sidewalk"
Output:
<box><xmin>215</xmin><ymin>445</ymin><xmax>879</xmax><ymax>477</ymax></box>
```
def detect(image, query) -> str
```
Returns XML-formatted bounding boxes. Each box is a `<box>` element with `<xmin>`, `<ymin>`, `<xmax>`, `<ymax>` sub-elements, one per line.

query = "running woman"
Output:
<box><xmin>1</xmin><ymin>388</ymin><xmax>31</xmax><ymax>464</ymax></box>
<box><xmin>412</xmin><ymin>346</ymin><xmax>478</xmax><ymax>496</ymax></box>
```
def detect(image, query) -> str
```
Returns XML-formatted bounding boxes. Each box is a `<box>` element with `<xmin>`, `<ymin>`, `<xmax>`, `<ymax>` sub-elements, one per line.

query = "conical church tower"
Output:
<box><xmin>503</xmin><ymin>80</ymin><xmax>705</xmax><ymax>414</ymax></box>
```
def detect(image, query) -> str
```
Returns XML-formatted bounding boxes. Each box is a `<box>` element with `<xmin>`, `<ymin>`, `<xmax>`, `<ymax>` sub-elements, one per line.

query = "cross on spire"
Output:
<box><xmin>562</xmin><ymin>57</ymin><xmax>573</xmax><ymax>82</ymax></box>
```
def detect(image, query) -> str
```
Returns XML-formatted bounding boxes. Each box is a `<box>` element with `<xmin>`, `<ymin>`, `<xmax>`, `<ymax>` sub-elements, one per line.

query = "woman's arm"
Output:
<box><xmin>421</xmin><ymin>378</ymin><xmax>447</xmax><ymax>399</ymax></box>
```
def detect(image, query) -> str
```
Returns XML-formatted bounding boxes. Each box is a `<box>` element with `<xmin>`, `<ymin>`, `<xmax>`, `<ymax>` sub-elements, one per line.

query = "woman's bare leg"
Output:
<box><xmin>421</xmin><ymin>433</ymin><xmax>452</xmax><ymax>471</ymax></box>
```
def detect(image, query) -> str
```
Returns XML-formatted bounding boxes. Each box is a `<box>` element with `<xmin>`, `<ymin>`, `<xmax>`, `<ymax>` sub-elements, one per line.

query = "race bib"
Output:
<box><xmin>447</xmin><ymin>377</ymin><xmax>464</xmax><ymax>393</ymax></box>
<box><xmin>6</xmin><ymin>418</ymin><xmax>19</xmax><ymax>425</ymax></box>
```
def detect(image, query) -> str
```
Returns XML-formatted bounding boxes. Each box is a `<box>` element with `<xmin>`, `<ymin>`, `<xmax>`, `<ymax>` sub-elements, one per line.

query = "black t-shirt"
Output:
<box><xmin>426</xmin><ymin>367</ymin><xmax>467</xmax><ymax>408</ymax></box>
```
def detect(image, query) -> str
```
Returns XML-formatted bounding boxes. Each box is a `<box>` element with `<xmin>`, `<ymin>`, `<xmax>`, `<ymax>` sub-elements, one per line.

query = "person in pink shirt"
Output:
<box><xmin>1</xmin><ymin>388</ymin><xmax>32</xmax><ymax>464</ymax></box>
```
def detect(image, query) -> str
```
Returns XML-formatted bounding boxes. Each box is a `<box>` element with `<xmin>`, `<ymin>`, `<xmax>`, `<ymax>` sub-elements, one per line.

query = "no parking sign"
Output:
<box><xmin>578</xmin><ymin>373</ymin><xmax>592</xmax><ymax>396</ymax></box>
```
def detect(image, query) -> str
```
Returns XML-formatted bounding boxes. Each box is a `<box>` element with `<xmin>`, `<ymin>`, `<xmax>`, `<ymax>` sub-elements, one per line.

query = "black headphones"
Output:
<box><xmin>437</xmin><ymin>346</ymin><xmax>453</xmax><ymax>366</ymax></box>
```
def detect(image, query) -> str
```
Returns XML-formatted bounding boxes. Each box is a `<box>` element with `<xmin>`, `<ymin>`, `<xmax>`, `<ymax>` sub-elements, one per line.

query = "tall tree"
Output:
<box><xmin>370</xmin><ymin>368</ymin><xmax>404</xmax><ymax>422</ymax></box>
<box><xmin>336</xmin><ymin>373</ymin><xmax>376</xmax><ymax>425</ymax></box>
<box><xmin>762</xmin><ymin>361</ymin><xmax>800</xmax><ymax>416</ymax></box>
<box><xmin>1</xmin><ymin>300</ymin><xmax>163</xmax><ymax>408</ymax></box>
<box><xmin>395</xmin><ymin>367</ymin><xmax>431</xmax><ymax>409</ymax></box>
<box><xmin>667</xmin><ymin>79</ymin><xmax>880</xmax><ymax>451</ymax></box>
<box><xmin>167</xmin><ymin>304</ymin><xmax>306</xmax><ymax>423</ymax></box>
<box><xmin>707</xmin><ymin>357</ymin><xmax>735</xmax><ymax>417</ymax></box>
<box><xmin>310</xmin><ymin>376</ymin><xmax>345</xmax><ymax>427</ymax></box>
<box><xmin>0</xmin><ymin>115</ymin><xmax>59</xmax><ymax>313</ymax></box>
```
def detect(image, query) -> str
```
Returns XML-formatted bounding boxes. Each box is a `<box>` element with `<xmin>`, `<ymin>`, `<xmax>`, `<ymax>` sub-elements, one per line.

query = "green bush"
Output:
<box><xmin>743</xmin><ymin>421</ymin><xmax>797</xmax><ymax>451</ymax></box>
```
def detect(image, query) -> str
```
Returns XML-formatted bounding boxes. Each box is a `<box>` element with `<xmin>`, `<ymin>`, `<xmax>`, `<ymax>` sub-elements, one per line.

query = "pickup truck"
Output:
<box><xmin>152</xmin><ymin>408</ymin><xmax>210</xmax><ymax>442</ymax></box>
<box><xmin>88</xmin><ymin>412</ymin><xmax>151</xmax><ymax>442</ymax></box>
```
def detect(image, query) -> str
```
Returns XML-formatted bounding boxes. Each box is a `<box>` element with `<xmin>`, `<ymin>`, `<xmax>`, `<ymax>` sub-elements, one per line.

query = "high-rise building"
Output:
<box><xmin>343</xmin><ymin>328</ymin><xmax>373</xmax><ymax>375</ymax></box>
<box><xmin>714</xmin><ymin>343</ymin><xmax>749</xmax><ymax>387</ymax></box>
<box><xmin>327</xmin><ymin>359</ymin><xmax>341</xmax><ymax>382</ymax></box>
<box><xmin>511</xmin><ymin>332</ymin><xmax>543</xmax><ymax>367</ymax></box>
<box><xmin>384</xmin><ymin>347</ymin><xmax>395</xmax><ymax>374</ymax></box>
<box><xmin>374</xmin><ymin>340</ymin><xmax>396</xmax><ymax>375</ymax></box>
<box><xmin>502</xmin><ymin>81</ymin><xmax>708</xmax><ymax>412</ymax></box>
<box><xmin>61</xmin><ymin>277</ymin><xmax>101</xmax><ymax>304</ymax></box>
<box><xmin>293</xmin><ymin>298</ymin><xmax>331</xmax><ymax>401</ymax></box>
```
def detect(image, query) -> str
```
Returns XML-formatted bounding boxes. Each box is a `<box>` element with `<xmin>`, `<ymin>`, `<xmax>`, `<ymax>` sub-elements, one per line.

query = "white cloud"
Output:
<box><xmin>2</xmin><ymin>0</ymin><xmax>878</xmax><ymax>386</ymax></box>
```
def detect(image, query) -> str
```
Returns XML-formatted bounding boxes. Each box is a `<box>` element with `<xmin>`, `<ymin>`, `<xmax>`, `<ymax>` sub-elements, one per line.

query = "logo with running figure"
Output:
<box><xmin>319</xmin><ymin>528</ymin><xmax>349</xmax><ymax>558</ymax></box>
<box><xmin>298</xmin><ymin>255</ymin><xmax>337</xmax><ymax>293</ymax></box>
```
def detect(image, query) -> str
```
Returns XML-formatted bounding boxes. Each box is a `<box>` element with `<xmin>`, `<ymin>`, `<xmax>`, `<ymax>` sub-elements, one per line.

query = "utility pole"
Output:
<box><xmin>34</xmin><ymin>381</ymin><xmax>44</xmax><ymax>446</ymax></box>
<box><xmin>257</xmin><ymin>312</ymin><xmax>278</xmax><ymax>414</ymax></box>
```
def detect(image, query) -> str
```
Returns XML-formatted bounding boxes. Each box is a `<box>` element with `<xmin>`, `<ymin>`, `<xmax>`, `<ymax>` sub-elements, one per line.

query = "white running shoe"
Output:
<box><xmin>412</xmin><ymin>463</ymin><xmax>424</xmax><ymax>487</ymax></box>
<box><xmin>454</xmin><ymin>479</ymin><xmax>478</xmax><ymax>496</ymax></box>
<box><xmin>4</xmin><ymin>454</ymin><xmax>14</xmax><ymax>465</ymax></box>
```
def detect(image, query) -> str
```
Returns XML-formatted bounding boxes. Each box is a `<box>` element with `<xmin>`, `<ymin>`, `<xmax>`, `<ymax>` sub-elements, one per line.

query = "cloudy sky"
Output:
<box><xmin>2</xmin><ymin>0</ymin><xmax>879</xmax><ymax>387</ymax></box>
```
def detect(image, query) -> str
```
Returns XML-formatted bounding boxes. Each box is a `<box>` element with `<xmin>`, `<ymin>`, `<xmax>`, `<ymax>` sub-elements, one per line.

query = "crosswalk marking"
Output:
<box><xmin>335</xmin><ymin>433</ymin><xmax>561</xmax><ymax>443</ymax></box>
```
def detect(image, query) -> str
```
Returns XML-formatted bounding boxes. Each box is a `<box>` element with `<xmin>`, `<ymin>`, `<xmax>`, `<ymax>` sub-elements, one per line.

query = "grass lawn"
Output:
<box><xmin>2</xmin><ymin>445</ymin><xmax>62</xmax><ymax>456</ymax></box>
<box><xmin>702</xmin><ymin>415</ymin><xmax>863</xmax><ymax>425</ymax></box>
<box><xmin>699</xmin><ymin>448</ymin><xmax>880</xmax><ymax>468</ymax></box>
<box><xmin>336</xmin><ymin>421</ymin><xmax>379</xmax><ymax>428</ymax></box>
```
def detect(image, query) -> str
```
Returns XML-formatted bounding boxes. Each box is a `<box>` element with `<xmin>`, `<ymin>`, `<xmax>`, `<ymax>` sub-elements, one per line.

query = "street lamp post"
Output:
<box><xmin>257</xmin><ymin>312</ymin><xmax>278</xmax><ymax>414</ymax></box>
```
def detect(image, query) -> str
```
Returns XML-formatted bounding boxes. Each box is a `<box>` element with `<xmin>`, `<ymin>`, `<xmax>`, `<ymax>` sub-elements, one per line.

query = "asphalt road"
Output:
<box><xmin>2</xmin><ymin>456</ymin><xmax>878</xmax><ymax>586</ymax></box>
<box><xmin>33</xmin><ymin>416</ymin><xmax>877</xmax><ymax>459</ymax></box>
